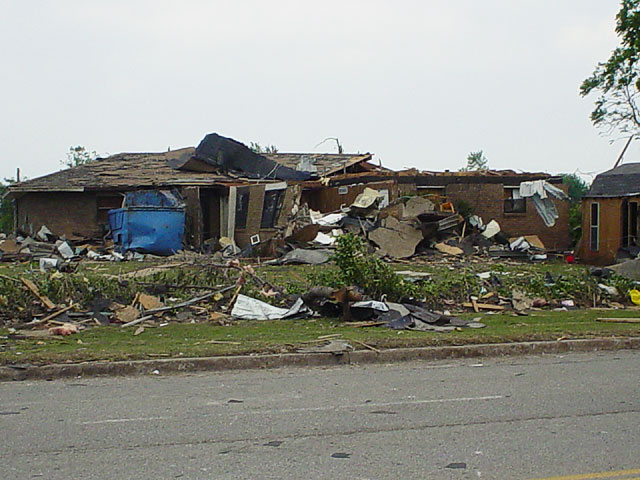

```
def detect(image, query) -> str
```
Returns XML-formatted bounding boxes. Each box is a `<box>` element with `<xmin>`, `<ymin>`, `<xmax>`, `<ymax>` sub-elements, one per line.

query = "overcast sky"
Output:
<box><xmin>0</xmin><ymin>1</ymin><xmax>631</xmax><ymax>183</ymax></box>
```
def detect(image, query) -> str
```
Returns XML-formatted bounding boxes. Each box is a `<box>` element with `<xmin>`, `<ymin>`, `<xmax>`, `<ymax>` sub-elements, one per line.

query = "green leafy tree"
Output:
<box><xmin>580</xmin><ymin>0</ymin><xmax>640</xmax><ymax>136</ymax></box>
<box><xmin>0</xmin><ymin>178</ymin><xmax>16</xmax><ymax>233</ymax></box>
<box><xmin>561</xmin><ymin>174</ymin><xmax>591</xmax><ymax>247</ymax></box>
<box><xmin>460</xmin><ymin>150</ymin><xmax>488</xmax><ymax>171</ymax></box>
<box><xmin>249</xmin><ymin>142</ymin><xmax>279</xmax><ymax>154</ymax></box>
<box><xmin>61</xmin><ymin>146</ymin><xmax>98</xmax><ymax>168</ymax></box>
<box><xmin>561</xmin><ymin>174</ymin><xmax>590</xmax><ymax>203</ymax></box>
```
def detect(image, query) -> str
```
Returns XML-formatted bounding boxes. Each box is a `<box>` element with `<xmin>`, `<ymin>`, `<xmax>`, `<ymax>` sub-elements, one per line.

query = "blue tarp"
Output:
<box><xmin>109</xmin><ymin>190</ymin><xmax>185</xmax><ymax>256</ymax></box>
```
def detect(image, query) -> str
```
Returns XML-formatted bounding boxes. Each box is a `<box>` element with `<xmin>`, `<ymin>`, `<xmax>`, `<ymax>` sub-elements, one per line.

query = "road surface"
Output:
<box><xmin>1</xmin><ymin>350</ymin><xmax>639</xmax><ymax>479</ymax></box>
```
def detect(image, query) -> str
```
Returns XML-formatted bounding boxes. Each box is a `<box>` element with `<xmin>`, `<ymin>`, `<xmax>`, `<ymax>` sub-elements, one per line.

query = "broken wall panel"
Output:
<box><xmin>182</xmin><ymin>187</ymin><xmax>203</xmax><ymax>248</ymax></box>
<box><xmin>302</xmin><ymin>180</ymin><xmax>398</xmax><ymax>213</ymax></box>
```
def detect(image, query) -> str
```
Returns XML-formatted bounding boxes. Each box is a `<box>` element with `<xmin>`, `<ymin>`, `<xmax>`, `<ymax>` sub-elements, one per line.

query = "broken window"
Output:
<box><xmin>504</xmin><ymin>188</ymin><xmax>526</xmax><ymax>213</ymax></box>
<box><xmin>235</xmin><ymin>188</ymin><xmax>250</xmax><ymax>229</ymax></box>
<box><xmin>590</xmin><ymin>202</ymin><xmax>599</xmax><ymax>251</ymax></box>
<box><xmin>97</xmin><ymin>195</ymin><xmax>124</xmax><ymax>224</ymax></box>
<box><xmin>260</xmin><ymin>189</ymin><xmax>285</xmax><ymax>229</ymax></box>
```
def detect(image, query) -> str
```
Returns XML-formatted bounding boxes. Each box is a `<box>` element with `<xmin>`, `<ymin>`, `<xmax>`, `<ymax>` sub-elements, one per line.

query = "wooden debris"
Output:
<box><xmin>204</xmin><ymin>340</ymin><xmax>241</xmax><ymax>345</ymax></box>
<box><xmin>434</xmin><ymin>243</ymin><xmax>463</xmax><ymax>256</ymax></box>
<box><xmin>138</xmin><ymin>293</ymin><xmax>163</xmax><ymax>310</ymax></box>
<box><xmin>342</xmin><ymin>321</ymin><xmax>387</xmax><ymax>327</ymax></box>
<box><xmin>462</xmin><ymin>302</ymin><xmax>505</xmax><ymax>311</ymax></box>
<box><xmin>25</xmin><ymin>304</ymin><xmax>75</xmax><ymax>326</ymax></box>
<box><xmin>597</xmin><ymin>317</ymin><xmax>640</xmax><ymax>323</ymax></box>
<box><xmin>20</xmin><ymin>278</ymin><xmax>56</xmax><ymax>310</ymax></box>
<box><xmin>130</xmin><ymin>291</ymin><xmax>141</xmax><ymax>307</ymax></box>
<box><xmin>121</xmin><ymin>285</ymin><xmax>236</xmax><ymax>328</ymax></box>
<box><xmin>133</xmin><ymin>326</ymin><xmax>145</xmax><ymax>336</ymax></box>
<box><xmin>351</xmin><ymin>339</ymin><xmax>380</xmax><ymax>353</ymax></box>
<box><xmin>471</xmin><ymin>298</ymin><xmax>480</xmax><ymax>313</ymax></box>
<box><xmin>115</xmin><ymin>305</ymin><xmax>140</xmax><ymax>324</ymax></box>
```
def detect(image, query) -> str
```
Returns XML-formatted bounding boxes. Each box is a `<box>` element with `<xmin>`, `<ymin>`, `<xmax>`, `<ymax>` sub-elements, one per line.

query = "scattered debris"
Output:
<box><xmin>48</xmin><ymin>323</ymin><xmax>79</xmax><ymax>336</ymax></box>
<box><xmin>231</xmin><ymin>294</ymin><xmax>309</xmax><ymax>320</ymax></box>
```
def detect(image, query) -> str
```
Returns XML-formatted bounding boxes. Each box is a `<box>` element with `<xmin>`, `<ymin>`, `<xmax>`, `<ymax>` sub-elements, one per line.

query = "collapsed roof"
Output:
<box><xmin>189</xmin><ymin>133</ymin><xmax>312</xmax><ymax>181</ymax></box>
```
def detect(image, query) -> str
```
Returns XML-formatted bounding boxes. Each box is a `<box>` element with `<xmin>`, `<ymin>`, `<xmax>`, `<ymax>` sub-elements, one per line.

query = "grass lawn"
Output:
<box><xmin>1</xmin><ymin>308</ymin><xmax>639</xmax><ymax>366</ymax></box>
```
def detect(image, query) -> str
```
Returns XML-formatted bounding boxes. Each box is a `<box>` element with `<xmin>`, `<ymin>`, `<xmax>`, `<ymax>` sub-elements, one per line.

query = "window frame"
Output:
<box><xmin>234</xmin><ymin>187</ymin><xmax>250</xmax><ymax>230</ymax></box>
<box><xmin>590</xmin><ymin>202</ymin><xmax>599</xmax><ymax>252</ymax></box>
<box><xmin>504</xmin><ymin>187</ymin><xmax>526</xmax><ymax>214</ymax></box>
<box><xmin>260</xmin><ymin>188</ymin><xmax>285</xmax><ymax>229</ymax></box>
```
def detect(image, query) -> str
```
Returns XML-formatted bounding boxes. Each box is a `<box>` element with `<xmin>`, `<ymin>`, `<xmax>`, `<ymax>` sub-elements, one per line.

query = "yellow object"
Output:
<box><xmin>630</xmin><ymin>289</ymin><xmax>640</xmax><ymax>305</ymax></box>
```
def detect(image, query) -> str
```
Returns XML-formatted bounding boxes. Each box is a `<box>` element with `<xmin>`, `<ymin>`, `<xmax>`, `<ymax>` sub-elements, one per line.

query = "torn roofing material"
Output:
<box><xmin>262</xmin><ymin>152</ymin><xmax>384</xmax><ymax>177</ymax></box>
<box><xmin>192</xmin><ymin>133</ymin><xmax>312</xmax><ymax>181</ymax></box>
<box><xmin>585</xmin><ymin>163</ymin><xmax>640</xmax><ymax>198</ymax></box>
<box><xmin>5</xmin><ymin>147</ymin><xmax>237</xmax><ymax>194</ymax></box>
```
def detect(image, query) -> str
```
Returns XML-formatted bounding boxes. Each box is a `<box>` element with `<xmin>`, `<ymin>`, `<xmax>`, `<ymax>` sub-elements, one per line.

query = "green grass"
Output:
<box><xmin>1</xmin><ymin>309</ymin><xmax>639</xmax><ymax>366</ymax></box>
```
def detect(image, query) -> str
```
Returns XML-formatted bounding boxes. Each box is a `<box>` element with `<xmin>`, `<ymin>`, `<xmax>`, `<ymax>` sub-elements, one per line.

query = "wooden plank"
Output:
<box><xmin>471</xmin><ymin>298</ymin><xmax>480</xmax><ymax>313</ymax></box>
<box><xmin>351</xmin><ymin>339</ymin><xmax>380</xmax><ymax>353</ymax></box>
<box><xmin>597</xmin><ymin>317</ymin><xmax>640</xmax><ymax>323</ymax></box>
<box><xmin>462</xmin><ymin>302</ymin><xmax>505</xmax><ymax>311</ymax></box>
<box><xmin>25</xmin><ymin>304</ymin><xmax>75</xmax><ymax>326</ymax></box>
<box><xmin>21</xmin><ymin>278</ymin><xmax>56</xmax><ymax>310</ymax></box>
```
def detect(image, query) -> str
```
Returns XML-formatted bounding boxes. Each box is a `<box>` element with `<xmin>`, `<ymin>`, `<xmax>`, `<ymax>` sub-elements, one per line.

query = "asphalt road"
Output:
<box><xmin>1</xmin><ymin>350</ymin><xmax>639</xmax><ymax>480</ymax></box>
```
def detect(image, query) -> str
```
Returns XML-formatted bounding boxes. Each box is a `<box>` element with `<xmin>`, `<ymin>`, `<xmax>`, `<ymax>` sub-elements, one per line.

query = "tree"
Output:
<box><xmin>561</xmin><ymin>173</ymin><xmax>591</xmax><ymax>247</ymax></box>
<box><xmin>249</xmin><ymin>142</ymin><xmax>279</xmax><ymax>154</ymax></box>
<box><xmin>460</xmin><ymin>150</ymin><xmax>489</xmax><ymax>171</ymax></box>
<box><xmin>580</xmin><ymin>0</ymin><xmax>640</xmax><ymax>137</ymax></box>
<box><xmin>560</xmin><ymin>173</ymin><xmax>590</xmax><ymax>204</ymax></box>
<box><xmin>61</xmin><ymin>146</ymin><xmax>98</xmax><ymax>168</ymax></box>
<box><xmin>0</xmin><ymin>178</ymin><xmax>16</xmax><ymax>233</ymax></box>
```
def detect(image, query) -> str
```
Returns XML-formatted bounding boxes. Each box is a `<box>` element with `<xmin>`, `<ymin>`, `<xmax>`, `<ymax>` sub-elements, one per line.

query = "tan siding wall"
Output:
<box><xmin>578</xmin><ymin>197</ymin><xmax>628</xmax><ymax>265</ymax></box>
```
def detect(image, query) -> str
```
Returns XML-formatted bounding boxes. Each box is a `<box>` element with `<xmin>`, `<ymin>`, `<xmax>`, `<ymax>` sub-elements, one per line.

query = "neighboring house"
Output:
<box><xmin>307</xmin><ymin>169</ymin><xmax>571</xmax><ymax>250</ymax></box>
<box><xmin>578</xmin><ymin>163</ymin><xmax>640</xmax><ymax>265</ymax></box>
<box><xmin>5</xmin><ymin>147</ymin><xmax>300</xmax><ymax>250</ymax></box>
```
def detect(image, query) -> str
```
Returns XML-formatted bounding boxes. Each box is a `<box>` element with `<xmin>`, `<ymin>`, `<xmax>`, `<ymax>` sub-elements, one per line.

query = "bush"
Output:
<box><xmin>332</xmin><ymin>234</ymin><xmax>417</xmax><ymax>301</ymax></box>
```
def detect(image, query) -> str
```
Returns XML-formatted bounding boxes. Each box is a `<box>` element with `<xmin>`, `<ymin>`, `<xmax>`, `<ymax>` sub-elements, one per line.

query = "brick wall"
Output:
<box><xmin>16</xmin><ymin>192</ymin><xmax>100</xmax><ymax>238</ymax></box>
<box><xmin>445</xmin><ymin>183</ymin><xmax>571</xmax><ymax>250</ymax></box>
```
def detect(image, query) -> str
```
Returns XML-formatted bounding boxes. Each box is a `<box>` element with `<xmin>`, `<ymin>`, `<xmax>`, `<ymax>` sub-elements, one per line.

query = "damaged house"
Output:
<box><xmin>4</xmin><ymin>134</ymin><xmax>386</xmax><ymax>254</ymax></box>
<box><xmin>303</xmin><ymin>169</ymin><xmax>571</xmax><ymax>251</ymax></box>
<box><xmin>6</xmin><ymin>136</ymin><xmax>308</xmax><ymax>253</ymax></box>
<box><xmin>4</xmin><ymin>133</ymin><xmax>570</xmax><ymax>255</ymax></box>
<box><xmin>578</xmin><ymin>163</ymin><xmax>640</xmax><ymax>265</ymax></box>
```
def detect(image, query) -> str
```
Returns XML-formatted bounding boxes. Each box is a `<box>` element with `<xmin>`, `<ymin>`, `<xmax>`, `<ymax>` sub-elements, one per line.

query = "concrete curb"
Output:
<box><xmin>2</xmin><ymin>337</ymin><xmax>639</xmax><ymax>381</ymax></box>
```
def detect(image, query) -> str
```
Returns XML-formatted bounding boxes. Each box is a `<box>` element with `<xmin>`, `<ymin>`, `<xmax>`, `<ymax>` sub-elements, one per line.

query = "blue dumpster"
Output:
<box><xmin>108</xmin><ymin>190</ymin><xmax>185</xmax><ymax>256</ymax></box>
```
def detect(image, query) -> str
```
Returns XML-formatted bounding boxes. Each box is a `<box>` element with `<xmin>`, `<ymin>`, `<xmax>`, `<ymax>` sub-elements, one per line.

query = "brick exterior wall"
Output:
<box><xmin>15</xmin><ymin>192</ymin><xmax>101</xmax><ymax>238</ymax></box>
<box><xmin>445</xmin><ymin>183</ymin><xmax>570</xmax><ymax>250</ymax></box>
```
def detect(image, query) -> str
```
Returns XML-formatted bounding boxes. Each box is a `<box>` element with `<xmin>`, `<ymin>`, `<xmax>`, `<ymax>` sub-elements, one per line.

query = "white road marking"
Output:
<box><xmin>78</xmin><ymin>395</ymin><xmax>504</xmax><ymax>424</ymax></box>
<box><xmin>80</xmin><ymin>416</ymin><xmax>170</xmax><ymax>425</ymax></box>
<box><xmin>219</xmin><ymin>394</ymin><xmax>505</xmax><ymax>415</ymax></box>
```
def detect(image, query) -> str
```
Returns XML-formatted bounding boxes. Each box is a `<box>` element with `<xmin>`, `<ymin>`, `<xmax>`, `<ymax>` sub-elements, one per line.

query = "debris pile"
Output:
<box><xmin>279</xmin><ymin>187</ymin><xmax>556</xmax><ymax>264</ymax></box>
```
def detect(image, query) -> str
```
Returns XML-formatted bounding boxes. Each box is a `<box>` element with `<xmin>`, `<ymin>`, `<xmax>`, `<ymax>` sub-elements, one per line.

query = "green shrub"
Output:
<box><xmin>332</xmin><ymin>234</ymin><xmax>417</xmax><ymax>301</ymax></box>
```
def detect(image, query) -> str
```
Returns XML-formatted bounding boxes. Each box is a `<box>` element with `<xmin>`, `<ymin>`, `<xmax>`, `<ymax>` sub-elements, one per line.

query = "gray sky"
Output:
<box><xmin>0</xmin><ymin>1</ymin><xmax>629</xmax><ymax>183</ymax></box>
